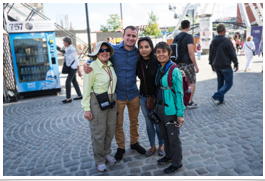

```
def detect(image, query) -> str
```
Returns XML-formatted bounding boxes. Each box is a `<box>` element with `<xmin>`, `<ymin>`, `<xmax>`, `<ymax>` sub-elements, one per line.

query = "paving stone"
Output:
<box><xmin>195</xmin><ymin>168</ymin><xmax>208</xmax><ymax>175</ymax></box>
<box><xmin>142</xmin><ymin>164</ymin><xmax>157</xmax><ymax>171</ymax></box>
<box><xmin>128</xmin><ymin>161</ymin><xmax>143</xmax><ymax>167</ymax></box>
<box><xmin>234</xmin><ymin>166</ymin><xmax>250</xmax><ymax>174</ymax></box>
<box><xmin>47</xmin><ymin>163</ymin><xmax>62</xmax><ymax>172</ymax></box>
<box><xmin>206</xmin><ymin>165</ymin><xmax>222</xmax><ymax>172</ymax></box>
<box><xmin>52</xmin><ymin>169</ymin><xmax>67</xmax><ymax>176</ymax></box>
<box><xmin>75</xmin><ymin>170</ymin><xmax>87</xmax><ymax>176</ymax></box>
<box><xmin>30</xmin><ymin>167</ymin><xmax>46</xmax><ymax>176</ymax></box>
<box><xmin>141</xmin><ymin>172</ymin><xmax>152</xmax><ymax>176</ymax></box>
<box><xmin>64</xmin><ymin>160</ymin><xmax>79</xmax><ymax>168</ymax></box>
<box><xmin>70</xmin><ymin>165</ymin><xmax>79</xmax><ymax>172</ymax></box>
<box><xmin>219</xmin><ymin>161</ymin><xmax>237</xmax><ymax>169</ymax></box>
<box><xmin>123</xmin><ymin>157</ymin><xmax>132</xmax><ymax>163</ymax></box>
<box><xmin>187</xmin><ymin>155</ymin><xmax>202</xmax><ymax>162</ymax></box>
<box><xmin>80</xmin><ymin>162</ymin><xmax>92</xmax><ymax>169</ymax></box>
<box><xmin>185</xmin><ymin>161</ymin><xmax>204</xmax><ymax>169</ymax></box>
<box><xmin>190</xmin><ymin>148</ymin><xmax>206</xmax><ymax>154</ymax></box>
<box><xmin>218</xmin><ymin>169</ymin><xmax>237</xmax><ymax>176</ymax></box>
<box><xmin>130</xmin><ymin>168</ymin><xmax>141</xmax><ymax>174</ymax></box>
<box><xmin>109</xmin><ymin>164</ymin><xmax>124</xmax><ymax>171</ymax></box>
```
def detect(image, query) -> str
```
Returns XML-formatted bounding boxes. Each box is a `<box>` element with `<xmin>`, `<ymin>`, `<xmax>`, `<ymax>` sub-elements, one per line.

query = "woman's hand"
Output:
<box><xmin>176</xmin><ymin>117</ymin><xmax>184</xmax><ymax>128</ymax></box>
<box><xmin>84</xmin><ymin>111</ymin><xmax>93</xmax><ymax>120</ymax></box>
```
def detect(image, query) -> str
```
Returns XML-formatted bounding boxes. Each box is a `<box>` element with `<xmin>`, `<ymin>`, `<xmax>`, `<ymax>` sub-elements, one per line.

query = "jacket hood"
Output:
<box><xmin>212</xmin><ymin>35</ymin><xmax>227</xmax><ymax>46</ymax></box>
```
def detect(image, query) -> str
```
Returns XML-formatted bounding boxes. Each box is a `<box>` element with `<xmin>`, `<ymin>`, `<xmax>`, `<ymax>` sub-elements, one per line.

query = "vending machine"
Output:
<box><xmin>7</xmin><ymin>21</ymin><xmax>61</xmax><ymax>96</ymax></box>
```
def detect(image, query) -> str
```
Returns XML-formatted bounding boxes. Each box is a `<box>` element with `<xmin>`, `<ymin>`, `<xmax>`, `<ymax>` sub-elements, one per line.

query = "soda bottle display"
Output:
<box><xmin>33</xmin><ymin>66</ymin><xmax>36</xmax><ymax>73</ymax></box>
<box><xmin>37</xmin><ymin>66</ymin><xmax>40</xmax><ymax>73</ymax></box>
<box><xmin>31</xmin><ymin>66</ymin><xmax>34</xmax><ymax>73</ymax></box>
<box><xmin>28</xmin><ymin>75</ymin><xmax>31</xmax><ymax>81</ymax></box>
<box><xmin>22</xmin><ymin>75</ymin><xmax>25</xmax><ymax>81</ymax></box>
<box><xmin>21</xmin><ymin>67</ymin><xmax>24</xmax><ymax>74</ymax></box>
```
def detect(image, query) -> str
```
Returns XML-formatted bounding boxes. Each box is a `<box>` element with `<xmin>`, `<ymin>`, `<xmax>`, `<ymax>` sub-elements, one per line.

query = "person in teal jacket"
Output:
<box><xmin>154</xmin><ymin>42</ymin><xmax>185</xmax><ymax>174</ymax></box>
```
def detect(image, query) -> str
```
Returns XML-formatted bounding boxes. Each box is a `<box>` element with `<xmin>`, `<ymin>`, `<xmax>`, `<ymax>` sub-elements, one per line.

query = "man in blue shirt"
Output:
<box><xmin>84</xmin><ymin>26</ymin><xmax>146</xmax><ymax>161</ymax></box>
<box><xmin>107</xmin><ymin>37</ymin><xmax>113</xmax><ymax>45</ymax></box>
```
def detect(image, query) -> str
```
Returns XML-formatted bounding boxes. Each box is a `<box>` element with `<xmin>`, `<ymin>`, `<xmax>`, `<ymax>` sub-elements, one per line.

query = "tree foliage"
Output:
<box><xmin>100</xmin><ymin>14</ymin><xmax>121</xmax><ymax>32</ymax></box>
<box><xmin>168</xmin><ymin>27</ymin><xmax>174</xmax><ymax>32</ymax></box>
<box><xmin>142</xmin><ymin>11</ymin><xmax>162</xmax><ymax>38</ymax></box>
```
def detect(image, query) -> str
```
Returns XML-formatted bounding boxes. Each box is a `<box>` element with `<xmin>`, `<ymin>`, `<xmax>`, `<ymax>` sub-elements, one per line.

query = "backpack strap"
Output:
<box><xmin>167</xmin><ymin>63</ymin><xmax>179</xmax><ymax>95</ymax></box>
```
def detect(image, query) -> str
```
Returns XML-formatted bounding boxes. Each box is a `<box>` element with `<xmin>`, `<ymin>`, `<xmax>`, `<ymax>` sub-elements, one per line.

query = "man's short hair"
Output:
<box><xmin>181</xmin><ymin>20</ymin><xmax>190</xmax><ymax>30</ymax></box>
<box><xmin>107</xmin><ymin>37</ymin><xmax>111</xmax><ymax>41</ymax></box>
<box><xmin>124</xmin><ymin>25</ymin><xmax>138</xmax><ymax>35</ymax></box>
<box><xmin>217</xmin><ymin>24</ymin><xmax>226</xmax><ymax>33</ymax></box>
<box><xmin>63</xmin><ymin>36</ymin><xmax>72</xmax><ymax>45</ymax></box>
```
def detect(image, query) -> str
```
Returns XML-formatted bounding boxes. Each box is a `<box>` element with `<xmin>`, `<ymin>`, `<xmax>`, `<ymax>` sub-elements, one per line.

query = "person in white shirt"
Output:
<box><xmin>62</xmin><ymin>36</ymin><xmax>82</xmax><ymax>103</ymax></box>
<box><xmin>240</xmin><ymin>36</ymin><xmax>256</xmax><ymax>72</ymax></box>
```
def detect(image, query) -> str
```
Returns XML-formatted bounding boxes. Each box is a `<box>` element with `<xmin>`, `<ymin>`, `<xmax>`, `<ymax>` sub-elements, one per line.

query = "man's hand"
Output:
<box><xmin>180</xmin><ymin>70</ymin><xmax>186</xmax><ymax>77</ymax></box>
<box><xmin>176</xmin><ymin>117</ymin><xmax>184</xmax><ymax>128</ymax></box>
<box><xmin>77</xmin><ymin>70</ymin><xmax>82</xmax><ymax>77</ymax></box>
<box><xmin>83</xmin><ymin>63</ymin><xmax>93</xmax><ymax>74</ymax></box>
<box><xmin>211</xmin><ymin>66</ymin><xmax>215</xmax><ymax>72</ymax></box>
<box><xmin>84</xmin><ymin>111</ymin><xmax>93</xmax><ymax>120</ymax></box>
<box><xmin>234</xmin><ymin>66</ymin><xmax>239</xmax><ymax>72</ymax></box>
<box><xmin>195</xmin><ymin>65</ymin><xmax>199</xmax><ymax>73</ymax></box>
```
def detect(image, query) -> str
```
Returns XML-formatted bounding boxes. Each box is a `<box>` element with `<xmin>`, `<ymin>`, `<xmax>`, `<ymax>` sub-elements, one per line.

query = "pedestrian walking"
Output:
<box><xmin>240</xmin><ymin>36</ymin><xmax>255</xmax><ymax>72</ymax></box>
<box><xmin>154</xmin><ymin>42</ymin><xmax>185</xmax><ymax>174</ymax></box>
<box><xmin>230</xmin><ymin>37</ymin><xmax>236</xmax><ymax>51</ymax></box>
<box><xmin>82</xmin><ymin>41</ymin><xmax>117</xmax><ymax>172</ymax></box>
<box><xmin>107</xmin><ymin>37</ymin><xmax>113</xmax><ymax>45</ymax></box>
<box><xmin>62</xmin><ymin>36</ymin><xmax>82</xmax><ymax>103</ymax></box>
<box><xmin>196</xmin><ymin>39</ymin><xmax>202</xmax><ymax>60</ymax></box>
<box><xmin>209</xmin><ymin>24</ymin><xmax>239</xmax><ymax>106</ymax></box>
<box><xmin>83</xmin><ymin>26</ymin><xmax>146</xmax><ymax>161</ymax></box>
<box><xmin>136</xmin><ymin>37</ymin><xmax>165</xmax><ymax>157</ymax></box>
<box><xmin>235</xmin><ymin>38</ymin><xmax>240</xmax><ymax>54</ymax></box>
<box><xmin>173</xmin><ymin>20</ymin><xmax>199</xmax><ymax>109</ymax></box>
<box><xmin>259</xmin><ymin>37</ymin><xmax>263</xmax><ymax>72</ymax></box>
<box><xmin>259</xmin><ymin>37</ymin><xmax>263</xmax><ymax>58</ymax></box>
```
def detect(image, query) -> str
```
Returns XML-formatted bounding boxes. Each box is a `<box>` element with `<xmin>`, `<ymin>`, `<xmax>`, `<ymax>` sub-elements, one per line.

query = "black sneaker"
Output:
<box><xmin>164</xmin><ymin>164</ymin><xmax>182</xmax><ymax>174</ymax></box>
<box><xmin>157</xmin><ymin>156</ymin><xmax>171</xmax><ymax>165</ymax></box>
<box><xmin>73</xmin><ymin>96</ymin><xmax>83</xmax><ymax>100</ymax></box>
<box><xmin>62</xmin><ymin>99</ymin><xmax>72</xmax><ymax>103</ymax></box>
<box><xmin>186</xmin><ymin>101</ymin><xmax>197</xmax><ymax>109</ymax></box>
<box><xmin>130</xmin><ymin>142</ymin><xmax>146</xmax><ymax>154</ymax></box>
<box><xmin>115</xmin><ymin>148</ymin><xmax>125</xmax><ymax>161</ymax></box>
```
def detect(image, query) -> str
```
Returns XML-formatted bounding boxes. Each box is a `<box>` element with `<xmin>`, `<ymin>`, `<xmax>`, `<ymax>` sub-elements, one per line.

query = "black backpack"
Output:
<box><xmin>170</xmin><ymin>33</ymin><xmax>188</xmax><ymax>64</ymax></box>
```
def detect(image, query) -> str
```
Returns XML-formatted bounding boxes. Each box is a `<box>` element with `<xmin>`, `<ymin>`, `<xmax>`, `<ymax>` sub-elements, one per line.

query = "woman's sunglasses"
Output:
<box><xmin>99</xmin><ymin>49</ymin><xmax>110</xmax><ymax>53</ymax></box>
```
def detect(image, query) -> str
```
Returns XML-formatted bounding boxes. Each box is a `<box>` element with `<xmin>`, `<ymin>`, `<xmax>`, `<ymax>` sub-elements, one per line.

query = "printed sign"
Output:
<box><xmin>199</xmin><ymin>15</ymin><xmax>213</xmax><ymax>50</ymax></box>
<box><xmin>250</xmin><ymin>26</ymin><xmax>263</xmax><ymax>55</ymax></box>
<box><xmin>7</xmin><ymin>21</ymin><xmax>54</xmax><ymax>33</ymax></box>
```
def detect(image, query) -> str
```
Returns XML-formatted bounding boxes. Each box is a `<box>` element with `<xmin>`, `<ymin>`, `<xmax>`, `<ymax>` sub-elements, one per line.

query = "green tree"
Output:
<box><xmin>142</xmin><ymin>11</ymin><xmax>162</xmax><ymax>38</ymax></box>
<box><xmin>168</xmin><ymin>27</ymin><xmax>174</xmax><ymax>32</ymax></box>
<box><xmin>100</xmin><ymin>14</ymin><xmax>121</xmax><ymax>32</ymax></box>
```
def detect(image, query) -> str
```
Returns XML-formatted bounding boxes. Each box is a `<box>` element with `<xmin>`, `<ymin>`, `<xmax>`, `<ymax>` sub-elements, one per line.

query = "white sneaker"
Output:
<box><xmin>97</xmin><ymin>164</ymin><xmax>107</xmax><ymax>172</ymax></box>
<box><xmin>105</xmin><ymin>154</ymin><xmax>117</xmax><ymax>165</ymax></box>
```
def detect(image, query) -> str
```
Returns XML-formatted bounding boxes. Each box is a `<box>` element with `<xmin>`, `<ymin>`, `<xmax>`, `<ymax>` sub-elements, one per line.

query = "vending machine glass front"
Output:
<box><xmin>13</xmin><ymin>38</ymin><xmax>50</xmax><ymax>83</ymax></box>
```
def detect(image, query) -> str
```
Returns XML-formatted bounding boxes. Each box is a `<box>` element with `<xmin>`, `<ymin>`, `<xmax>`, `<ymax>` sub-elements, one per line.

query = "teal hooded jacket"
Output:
<box><xmin>155</xmin><ymin>61</ymin><xmax>185</xmax><ymax>117</ymax></box>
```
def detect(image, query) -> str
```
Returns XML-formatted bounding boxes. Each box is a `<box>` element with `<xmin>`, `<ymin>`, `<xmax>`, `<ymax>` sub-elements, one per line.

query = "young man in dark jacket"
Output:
<box><xmin>209</xmin><ymin>24</ymin><xmax>239</xmax><ymax>106</ymax></box>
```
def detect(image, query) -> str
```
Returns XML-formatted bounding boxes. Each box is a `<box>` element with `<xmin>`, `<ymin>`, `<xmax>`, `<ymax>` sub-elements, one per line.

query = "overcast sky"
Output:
<box><xmin>43</xmin><ymin>3</ymin><xmax>237</xmax><ymax>32</ymax></box>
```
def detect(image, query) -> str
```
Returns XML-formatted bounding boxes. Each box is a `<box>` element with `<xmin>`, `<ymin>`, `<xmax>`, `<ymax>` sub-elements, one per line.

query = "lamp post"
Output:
<box><xmin>120</xmin><ymin>3</ymin><xmax>123</xmax><ymax>32</ymax></box>
<box><xmin>85</xmin><ymin>3</ymin><xmax>92</xmax><ymax>53</ymax></box>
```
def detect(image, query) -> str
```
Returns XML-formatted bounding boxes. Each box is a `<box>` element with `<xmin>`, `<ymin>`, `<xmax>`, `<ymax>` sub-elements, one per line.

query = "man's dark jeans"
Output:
<box><xmin>213</xmin><ymin>68</ymin><xmax>233</xmax><ymax>103</ymax></box>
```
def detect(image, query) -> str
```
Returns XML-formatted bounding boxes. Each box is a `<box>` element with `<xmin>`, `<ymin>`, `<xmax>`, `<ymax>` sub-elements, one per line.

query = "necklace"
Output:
<box><xmin>142</xmin><ymin>59</ymin><xmax>151</xmax><ymax>69</ymax></box>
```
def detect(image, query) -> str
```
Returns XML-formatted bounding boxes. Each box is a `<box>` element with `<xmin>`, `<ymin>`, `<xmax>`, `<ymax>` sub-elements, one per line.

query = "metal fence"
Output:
<box><xmin>3</xmin><ymin>32</ymin><xmax>18</xmax><ymax>102</ymax></box>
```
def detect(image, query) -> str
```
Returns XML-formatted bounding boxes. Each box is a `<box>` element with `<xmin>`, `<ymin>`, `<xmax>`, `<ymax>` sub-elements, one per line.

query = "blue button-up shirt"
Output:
<box><xmin>110</xmin><ymin>41</ymin><xmax>140</xmax><ymax>101</ymax></box>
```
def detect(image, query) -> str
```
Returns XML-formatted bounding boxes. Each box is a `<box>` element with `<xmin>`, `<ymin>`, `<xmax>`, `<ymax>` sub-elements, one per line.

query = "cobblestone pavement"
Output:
<box><xmin>3</xmin><ymin>55</ymin><xmax>263</xmax><ymax>176</ymax></box>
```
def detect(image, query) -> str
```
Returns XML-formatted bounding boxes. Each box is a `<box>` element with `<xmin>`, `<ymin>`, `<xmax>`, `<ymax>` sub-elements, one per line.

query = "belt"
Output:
<box><xmin>160</xmin><ymin>87</ymin><xmax>171</xmax><ymax>90</ymax></box>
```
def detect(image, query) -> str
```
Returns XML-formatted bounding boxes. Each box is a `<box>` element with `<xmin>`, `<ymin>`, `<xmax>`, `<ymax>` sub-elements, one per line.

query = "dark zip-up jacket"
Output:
<box><xmin>209</xmin><ymin>35</ymin><xmax>238</xmax><ymax>69</ymax></box>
